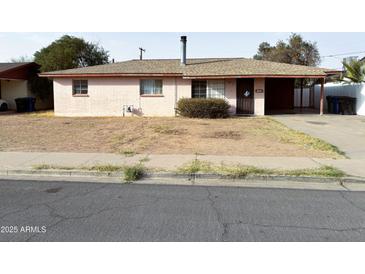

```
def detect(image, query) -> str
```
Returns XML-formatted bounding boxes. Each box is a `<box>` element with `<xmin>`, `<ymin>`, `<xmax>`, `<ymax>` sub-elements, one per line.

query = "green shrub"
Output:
<box><xmin>123</xmin><ymin>164</ymin><xmax>145</xmax><ymax>182</ymax></box>
<box><xmin>176</xmin><ymin>98</ymin><xmax>230</xmax><ymax>118</ymax></box>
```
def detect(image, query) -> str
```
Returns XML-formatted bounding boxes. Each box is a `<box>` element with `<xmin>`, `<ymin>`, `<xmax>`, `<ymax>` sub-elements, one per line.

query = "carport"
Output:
<box><xmin>0</xmin><ymin>62</ymin><xmax>40</xmax><ymax>110</ymax></box>
<box><xmin>264</xmin><ymin>77</ymin><xmax>330</xmax><ymax>115</ymax></box>
<box><xmin>230</xmin><ymin>60</ymin><xmax>342</xmax><ymax>116</ymax></box>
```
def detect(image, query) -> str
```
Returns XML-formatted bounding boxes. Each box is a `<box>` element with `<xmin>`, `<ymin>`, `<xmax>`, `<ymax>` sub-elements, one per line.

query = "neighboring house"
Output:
<box><xmin>41</xmin><ymin>36</ymin><xmax>340</xmax><ymax>117</ymax></box>
<box><xmin>0</xmin><ymin>62</ymin><xmax>51</xmax><ymax>111</ymax></box>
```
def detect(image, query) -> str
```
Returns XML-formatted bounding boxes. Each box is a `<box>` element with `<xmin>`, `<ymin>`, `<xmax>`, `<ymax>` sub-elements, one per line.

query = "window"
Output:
<box><xmin>192</xmin><ymin>80</ymin><xmax>225</xmax><ymax>99</ymax></box>
<box><xmin>207</xmin><ymin>80</ymin><xmax>225</xmax><ymax>99</ymax></box>
<box><xmin>140</xmin><ymin>79</ymin><xmax>163</xmax><ymax>95</ymax></box>
<box><xmin>72</xmin><ymin>80</ymin><xmax>88</xmax><ymax>95</ymax></box>
<box><xmin>192</xmin><ymin>80</ymin><xmax>207</xmax><ymax>98</ymax></box>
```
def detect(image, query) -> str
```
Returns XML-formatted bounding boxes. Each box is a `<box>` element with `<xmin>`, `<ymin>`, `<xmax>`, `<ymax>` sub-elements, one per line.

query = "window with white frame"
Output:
<box><xmin>192</xmin><ymin>80</ymin><xmax>225</xmax><ymax>99</ymax></box>
<box><xmin>140</xmin><ymin>79</ymin><xmax>163</xmax><ymax>95</ymax></box>
<box><xmin>207</xmin><ymin>80</ymin><xmax>225</xmax><ymax>99</ymax></box>
<box><xmin>72</xmin><ymin>80</ymin><xmax>88</xmax><ymax>95</ymax></box>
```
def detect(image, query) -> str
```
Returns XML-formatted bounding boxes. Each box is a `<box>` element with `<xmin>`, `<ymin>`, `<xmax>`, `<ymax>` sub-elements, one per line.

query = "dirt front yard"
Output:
<box><xmin>0</xmin><ymin>112</ymin><xmax>342</xmax><ymax>158</ymax></box>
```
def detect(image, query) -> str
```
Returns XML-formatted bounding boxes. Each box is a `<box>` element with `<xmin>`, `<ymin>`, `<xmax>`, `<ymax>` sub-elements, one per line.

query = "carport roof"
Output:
<box><xmin>0</xmin><ymin>63</ymin><xmax>31</xmax><ymax>73</ymax></box>
<box><xmin>0</xmin><ymin>62</ymin><xmax>40</xmax><ymax>80</ymax></box>
<box><xmin>40</xmin><ymin>58</ymin><xmax>340</xmax><ymax>78</ymax></box>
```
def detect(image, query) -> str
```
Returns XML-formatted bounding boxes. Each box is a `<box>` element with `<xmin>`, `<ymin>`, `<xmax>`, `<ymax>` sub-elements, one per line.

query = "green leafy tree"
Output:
<box><xmin>27</xmin><ymin>66</ymin><xmax>52</xmax><ymax>101</ymax></box>
<box><xmin>34</xmin><ymin>35</ymin><xmax>109</xmax><ymax>72</ymax></box>
<box><xmin>254</xmin><ymin>33</ymin><xmax>320</xmax><ymax>67</ymax></box>
<box><xmin>342</xmin><ymin>59</ymin><xmax>365</xmax><ymax>83</ymax></box>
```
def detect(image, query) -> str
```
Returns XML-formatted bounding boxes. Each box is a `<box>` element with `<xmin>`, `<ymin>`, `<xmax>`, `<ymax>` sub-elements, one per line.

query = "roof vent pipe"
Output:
<box><xmin>180</xmin><ymin>36</ymin><xmax>187</xmax><ymax>65</ymax></box>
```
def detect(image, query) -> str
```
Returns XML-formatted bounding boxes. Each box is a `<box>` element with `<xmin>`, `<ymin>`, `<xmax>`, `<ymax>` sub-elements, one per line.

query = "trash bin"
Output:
<box><xmin>27</xmin><ymin>97</ymin><xmax>36</xmax><ymax>112</ymax></box>
<box><xmin>326</xmin><ymin>96</ymin><xmax>333</xmax><ymax>113</ymax></box>
<box><xmin>332</xmin><ymin>96</ymin><xmax>340</xmax><ymax>114</ymax></box>
<box><xmin>338</xmin><ymin>96</ymin><xmax>356</xmax><ymax>115</ymax></box>
<box><xmin>15</xmin><ymin>97</ymin><xmax>36</xmax><ymax>113</ymax></box>
<box><xmin>347</xmin><ymin>97</ymin><xmax>356</xmax><ymax>115</ymax></box>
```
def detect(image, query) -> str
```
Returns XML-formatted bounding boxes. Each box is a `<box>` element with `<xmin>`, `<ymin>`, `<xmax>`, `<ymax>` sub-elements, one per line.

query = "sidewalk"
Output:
<box><xmin>1</xmin><ymin>152</ymin><xmax>365</xmax><ymax>178</ymax></box>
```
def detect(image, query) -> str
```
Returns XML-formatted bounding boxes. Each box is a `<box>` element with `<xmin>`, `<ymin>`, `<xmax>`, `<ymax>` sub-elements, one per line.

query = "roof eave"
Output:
<box><xmin>182</xmin><ymin>74</ymin><xmax>328</xmax><ymax>79</ymax></box>
<box><xmin>39</xmin><ymin>72</ymin><xmax>183</xmax><ymax>78</ymax></box>
<box><xmin>324</xmin><ymin>70</ymin><xmax>343</xmax><ymax>76</ymax></box>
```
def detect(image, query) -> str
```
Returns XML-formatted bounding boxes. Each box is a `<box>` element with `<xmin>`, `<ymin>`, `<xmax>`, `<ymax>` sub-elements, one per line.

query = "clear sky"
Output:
<box><xmin>1</xmin><ymin>32</ymin><xmax>365</xmax><ymax>69</ymax></box>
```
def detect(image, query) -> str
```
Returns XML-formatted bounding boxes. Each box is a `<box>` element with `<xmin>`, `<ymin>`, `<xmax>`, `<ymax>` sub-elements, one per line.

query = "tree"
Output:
<box><xmin>10</xmin><ymin>55</ymin><xmax>34</xmax><ymax>63</ymax></box>
<box><xmin>253</xmin><ymin>33</ymin><xmax>320</xmax><ymax>67</ymax></box>
<box><xmin>34</xmin><ymin>35</ymin><xmax>110</xmax><ymax>72</ymax></box>
<box><xmin>342</xmin><ymin>60</ymin><xmax>365</xmax><ymax>83</ymax></box>
<box><xmin>27</xmin><ymin>66</ymin><xmax>52</xmax><ymax>101</ymax></box>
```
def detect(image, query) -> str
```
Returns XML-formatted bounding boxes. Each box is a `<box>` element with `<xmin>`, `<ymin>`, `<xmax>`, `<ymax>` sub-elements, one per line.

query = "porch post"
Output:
<box><xmin>300</xmin><ymin>78</ymin><xmax>303</xmax><ymax>108</ymax></box>
<box><xmin>319</xmin><ymin>78</ymin><xmax>325</xmax><ymax>115</ymax></box>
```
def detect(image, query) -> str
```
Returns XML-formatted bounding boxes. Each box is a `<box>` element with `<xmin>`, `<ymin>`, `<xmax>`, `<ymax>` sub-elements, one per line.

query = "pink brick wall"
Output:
<box><xmin>54</xmin><ymin>77</ymin><xmax>191</xmax><ymax>117</ymax></box>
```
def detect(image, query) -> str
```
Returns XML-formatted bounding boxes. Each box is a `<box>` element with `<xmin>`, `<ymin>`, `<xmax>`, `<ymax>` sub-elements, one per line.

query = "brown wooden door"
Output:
<box><xmin>236</xmin><ymin>78</ymin><xmax>254</xmax><ymax>114</ymax></box>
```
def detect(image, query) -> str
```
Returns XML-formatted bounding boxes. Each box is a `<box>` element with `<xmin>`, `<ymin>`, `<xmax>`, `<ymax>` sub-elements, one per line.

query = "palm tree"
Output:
<box><xmin>342</xmin><ymin>60</ymin><xmax>365</xmax><ymax>83</ymax></box>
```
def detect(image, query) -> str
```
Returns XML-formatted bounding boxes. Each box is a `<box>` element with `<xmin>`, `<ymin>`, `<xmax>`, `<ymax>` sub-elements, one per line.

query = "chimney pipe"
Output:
<box><xmin>180</xmin><ymin>36</ymin><xmax>187</xmax><ymax>65</ymax></box>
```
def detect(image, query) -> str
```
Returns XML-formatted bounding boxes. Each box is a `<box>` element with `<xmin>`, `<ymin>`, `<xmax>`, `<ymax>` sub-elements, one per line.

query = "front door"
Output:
<box><xmin>236</xmin><ymin>78</ymin><xmax>254</xmax><ymax>114</ymax></box>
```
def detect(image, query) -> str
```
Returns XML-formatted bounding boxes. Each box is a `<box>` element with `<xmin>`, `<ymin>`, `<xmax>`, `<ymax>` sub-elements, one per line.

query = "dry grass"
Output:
<box><xmin>32</xmin><ymin>162</ymin><xmax>146</xmax><ymax>182</ymax></box>
<box><xmin>178</xmin><ymin>160</ymin><xmax>346</xmax><ymax>178</ymax></box>
<box><xmin>33</xmin><ymin>160</ymin><xmax>346</xmax><ymax>179</ymax></box>
<box><xmin>32</xmin><ymin>163</ymin><xmax>126</xmax><ymax>172</ymax></box>
<box><xmin>0</xmin><ymin>112</ymin><xmax>343</xmax><ymax>158</ymax></box>
<box><xmin>26</xmin><ymin>110</ymin><xmax>55</xmax><ymax>118</ymax></box>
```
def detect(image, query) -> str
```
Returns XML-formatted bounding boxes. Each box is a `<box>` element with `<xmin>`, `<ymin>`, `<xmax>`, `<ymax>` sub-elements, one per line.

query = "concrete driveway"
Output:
<box><xmin>272</xmin><ymin>114</ymin><xmax>365</xmax><ymax>159</ymax></box>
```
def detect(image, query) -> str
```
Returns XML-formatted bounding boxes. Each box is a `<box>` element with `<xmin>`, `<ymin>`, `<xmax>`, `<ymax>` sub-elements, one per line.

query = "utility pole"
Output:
<box><xmin>139</xmin><ymin>47</ymin><xmax>146</xmax><ymax>60</ymax></box>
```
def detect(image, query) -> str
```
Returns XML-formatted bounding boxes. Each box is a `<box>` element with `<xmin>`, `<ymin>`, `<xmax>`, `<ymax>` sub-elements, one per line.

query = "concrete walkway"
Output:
<box><xmin>1</xmin><ymin>152</ymin><xmax>365</xmax><ymax>178</ymax></box>
<box><xmin>273</xmin><ymin>114</ymin><xmax>365</xmax><ymax>159</ymax></box>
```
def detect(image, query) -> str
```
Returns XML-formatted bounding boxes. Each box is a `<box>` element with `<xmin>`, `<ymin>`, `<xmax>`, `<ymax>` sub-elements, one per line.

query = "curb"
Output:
<box><xmin>0</xmin><ymin>169</ymin><xmax>123</xmax><ymax>178</ymax></box>
<box><xmin>149</xmin><ymin>172</ymin><xmax>365</xmax><ymax>184</ymax></box>
<box><xmin>1</xmin><ymin>169</ymin><xmax>365</xmax><ymax>184</ymax></box>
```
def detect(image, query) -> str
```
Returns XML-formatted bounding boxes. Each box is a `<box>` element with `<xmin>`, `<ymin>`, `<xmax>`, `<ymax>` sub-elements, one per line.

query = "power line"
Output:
<box><xmin>322</xmin><ymin>50</ymin><xmax>365</xmax><ymax>58</ymax></box>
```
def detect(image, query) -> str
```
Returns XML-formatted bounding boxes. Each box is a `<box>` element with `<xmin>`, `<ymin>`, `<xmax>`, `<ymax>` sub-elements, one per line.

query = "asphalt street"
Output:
<box><xmin>1</xmin><ymin>179</ymin><xmax>365</xmax><ymax>241</ymax></box>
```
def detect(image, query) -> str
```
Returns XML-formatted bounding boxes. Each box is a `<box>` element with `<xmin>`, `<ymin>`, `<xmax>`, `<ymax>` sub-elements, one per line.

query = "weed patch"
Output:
<box><xmin>123</xmin><ymin>164</ymin><xmax>145</xmax><ymax>182</ymax></box>
<box><xmin>32</xmin><ymin>164</ymin><xmax>75</xmax><ymax>170</ymax></box>
<box><xmin>152</xmin><ymin>125</ymin><xmax>186</xmax><ymax>135</ymax></box>
<box><xmin>203</xmin><ymin>130</ymin><xmax>241</xmax><ymax>139</ymax></box>
<box><xmin>281</xmin><ymin>165</ymin><xmax>346</xmax><ymax>178</ymax></box>
<box><xmin>177</xmin><ymin>160</ymin><xmax>346</xmax><ymax>178</ymax></box>
<box><xmin>122</xmin><ymin>150</ymin><xmax>136</xmax><ymax>157</ymax></box>
<box><xmin>88</xmin><ymin>164</ymin><xmax>124</xmax><ymax>172</ymax></box>
<box><xmin>177</xmin><ymin>159</ymin><xmax>212</xmax><ymax>174</ymax></box>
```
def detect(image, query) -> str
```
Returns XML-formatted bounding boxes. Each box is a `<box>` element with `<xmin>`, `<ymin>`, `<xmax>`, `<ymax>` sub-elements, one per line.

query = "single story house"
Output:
<box><xmin>0</xmin><ymin>62</ymin><xmax>52</xmax><ymax>111</ymax></box>
<box><xmin>41</xmin><ymin>36</ymin><xmax>339</xmax><ymax>117</ymax></box>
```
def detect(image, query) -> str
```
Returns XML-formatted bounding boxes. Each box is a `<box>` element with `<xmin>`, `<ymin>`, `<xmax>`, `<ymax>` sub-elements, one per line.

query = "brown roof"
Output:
<box><xmin>0</xmin><ymin>62</ymin><xmax>40</xmax><ymax>80</ymax></box>
<box><xmin>40</xmin><ymin>58</ymin><xmax>338</xmax><ymax>78</ymax></box>
<box><xmin>0</xmin><ymin>63</ymin><xmax>32</xmax><ymax>73</ymax></box>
